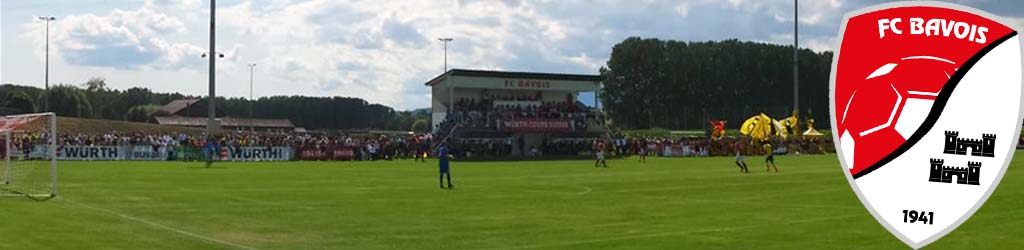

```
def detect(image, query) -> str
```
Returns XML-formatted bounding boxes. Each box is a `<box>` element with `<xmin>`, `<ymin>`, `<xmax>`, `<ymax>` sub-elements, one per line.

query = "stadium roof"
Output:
<box><xmin>154</xmin><ymin>116</ymin><xmax>295</xmax><ymax>128</ymax></box>
<box><xmin>156</xmin><ymin>99</ymin><xmax>202</xmax><ymax>115</ymax></box>
<box><xmin>424</xmin><ymin>69</ymin><xmax>602</xmax><ymax>86</ymax></box>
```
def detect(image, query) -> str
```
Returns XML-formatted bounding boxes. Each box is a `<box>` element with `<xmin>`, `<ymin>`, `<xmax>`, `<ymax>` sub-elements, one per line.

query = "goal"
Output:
<box><xmin>1</xmin><ymin>113</ymin><xmax>57</xmax><ymax>198</ymax></box>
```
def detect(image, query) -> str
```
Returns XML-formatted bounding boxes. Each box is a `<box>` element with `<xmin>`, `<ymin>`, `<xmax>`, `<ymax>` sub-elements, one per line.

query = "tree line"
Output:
<box><xmin>599</xmin><ymin>37</ymin><xmax>833</xmax><ymax>131</ymax></box>
<box><xmin>3</xmin><ymin>37</ymin><xmax>834</xmax><ymax>132</ymax></box>
<box><xmin>0</xmin><ymin>78</ymin><xmax>430</xmax><ymax>132</ymax></box>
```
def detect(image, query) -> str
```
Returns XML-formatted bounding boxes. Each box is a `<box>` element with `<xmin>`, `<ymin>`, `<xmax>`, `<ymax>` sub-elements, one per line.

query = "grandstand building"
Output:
<box><xmin>425</xmin><ymin>69</ymin><xmax>605</xmax><ymax>157</ymax></box>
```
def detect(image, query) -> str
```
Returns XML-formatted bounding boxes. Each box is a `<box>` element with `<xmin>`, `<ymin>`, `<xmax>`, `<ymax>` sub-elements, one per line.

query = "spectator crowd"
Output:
<box><xmin>607</xmin><ymin>136</ymin><xmax>836</xmax><ymax>158</ymax></box>
<box><xmin>2</xmin><ymin>131</ymin><xmax>438</xmax><ymax>162</ymax></box>
<box><xmin>3</xmin><ymin>129</ymin><xmax>842</xmax><ymax>161</ymax></box>
<box><xmin>438</xmin><ymin>92</ymin><xmax>598</xmax><ymax>132</ymax></box>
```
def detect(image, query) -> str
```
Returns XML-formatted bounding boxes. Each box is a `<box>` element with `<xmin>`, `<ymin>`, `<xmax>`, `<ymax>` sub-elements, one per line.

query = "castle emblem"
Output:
<box><xmin>944</xmin><ymin>131</ymin><xmax>996</xmax><ymax>157</ymax></box>
<box><xmin>928</xmin><ymin>159</ymin><xmax>981</xmax><ymax>185</ymax></box>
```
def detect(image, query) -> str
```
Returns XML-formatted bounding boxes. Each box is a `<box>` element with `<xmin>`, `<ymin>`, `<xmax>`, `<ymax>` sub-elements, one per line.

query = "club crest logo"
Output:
<box><xmin>830</xmin><ymin>1</ymin><xmax>1024</xmax><ymax>248</ymax></box>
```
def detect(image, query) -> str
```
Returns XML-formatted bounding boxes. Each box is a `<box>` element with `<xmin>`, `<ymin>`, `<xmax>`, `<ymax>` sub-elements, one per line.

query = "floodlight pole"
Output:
<box><xmin>439</xmin><ymin>38</ymin><xmax>453</xmax><ymax>72</ymax></box>
<box><xmin>38</xmin><ymin>16</ymin><xmax>56</xmax><ymax>112</ymax></box>
<box><xmin>249</xmin><ymin>63</ymin><xmax>256</xmax><ymax>120</ymax></box>
<box><xmin>793</xmin><ymin>0</ymin><xmax>800</xmax><ymax>119</ymax></box>
<box><xmin>208</xmin><ymin>0</ymin><xmax>217</xmax><ymax>141</ymax></box>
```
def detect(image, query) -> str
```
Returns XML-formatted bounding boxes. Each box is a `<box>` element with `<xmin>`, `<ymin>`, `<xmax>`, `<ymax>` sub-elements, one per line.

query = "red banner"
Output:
<box><xmin>332</xmin><ymin>148</ymin><xmax>355</xmax><ymax>160</ymax></box>
<box><xmin>500</xmin><ymin>119</ymin><xmax>572</xmax><ymax>133</ymax></box>
<box><xmin>298</xmin><ymin>146</ymin><xmax>358</xmax><ymax>160</ymax></box>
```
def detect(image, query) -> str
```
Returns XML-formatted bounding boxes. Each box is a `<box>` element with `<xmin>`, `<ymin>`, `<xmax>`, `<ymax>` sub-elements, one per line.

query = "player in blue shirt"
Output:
<box><xmin>436</xmin><ymin>141</ymin><xmax>454</xmax><ymax>189</ymax></box>
<box><xmin>204</xmin><ymin>138</ymin><xmax>218</xmax><ymax>168</ymax></box>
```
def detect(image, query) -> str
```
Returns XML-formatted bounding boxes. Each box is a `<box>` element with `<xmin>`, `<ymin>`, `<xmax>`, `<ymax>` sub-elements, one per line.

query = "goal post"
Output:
<box><xmin>1</xmin><ymin>112</ymin><xmax>57</xmax><ymax>198</ymax></box>
<box><xmin>4</xmin><ymin>129</ymin><xmax>10</xmax><ymax>185</ymax></box>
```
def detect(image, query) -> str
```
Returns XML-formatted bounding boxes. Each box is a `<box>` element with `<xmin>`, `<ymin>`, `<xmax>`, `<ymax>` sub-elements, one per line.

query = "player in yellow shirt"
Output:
<box><xmin>764</xmin><ymin>141</ymin><xmax>778</xmax><ymax>173</ymax></box>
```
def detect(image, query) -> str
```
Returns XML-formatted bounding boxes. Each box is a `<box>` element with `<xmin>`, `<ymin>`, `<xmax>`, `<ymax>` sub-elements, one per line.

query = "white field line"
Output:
<box><xmin>577</xmin><ymin>186</ymin><xmax>592</xmax><ymax>195</ymax></box>
<box><xmin>668</xmin><ymin>197</ymin><xmax>856</xmax><ymax>210</ymax></box>
<box><xmin>467</xmin><ymin>214</ymin><xmax>862</xmax><ymax>250</ymax></box>
<box><xmin>519</xmin><ymin>185</ymin><xmax>592</xmax><ymax>196</ymax></box>
<box><xmin>60</xmin><ymin>198</ymin><xmax>260</xmax><ymax>250</ymax></box>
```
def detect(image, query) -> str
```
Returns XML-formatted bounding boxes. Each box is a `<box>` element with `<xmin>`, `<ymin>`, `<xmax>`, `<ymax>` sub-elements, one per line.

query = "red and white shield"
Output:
<box><xmin>830</xmin><ymin>2</ymin><xmax>1024</xmax><ymax>248</ymax></box>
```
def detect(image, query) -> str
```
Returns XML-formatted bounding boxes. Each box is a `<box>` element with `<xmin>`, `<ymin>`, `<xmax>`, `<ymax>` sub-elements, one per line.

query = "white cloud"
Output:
<box><xmin>213</xmin><ymin>0</ymin><xmax>608</xmax><ymax>109</ymax></box>
<box><xmin>145</xmin><ymin>0</ymin><xmax>203</xmax><ymax>10</ymax></box>
<box><xmin>803</xmin><ymin>36</ymin><xmax>838</xmax><ymax>53</ymax></box>
<box><xmin>28</xmin><ymin>0</ymin><xmax>1016</xmax><ymax>110</ymax></box>
<box><xmin>22</xmin><ymin>5</ymin><xmax>205</xmax><ymax>71</ymax></box>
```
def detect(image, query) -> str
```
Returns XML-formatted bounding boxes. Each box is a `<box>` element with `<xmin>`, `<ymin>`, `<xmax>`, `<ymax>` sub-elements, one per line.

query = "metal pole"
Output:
<box><xmin>439</xmin><ymin>38</ymin><xmax>453</xmax><ymax>72</ymax></box>
<box><xmin>594</xmin><ymin>86</ymin><xmax>600</xmax><ymax>130</ymax></box>
<box><xmin>793</xmin><ymin>0</ymin><xmax>799</xmax><ymax>117</ymax></box>
<box><xmin>443</xmin><ymin>41</ymin><xmax>447</xmax><ymax>72</ymax></box>
<box><xmin>208</xmin><ymin>0</ymin><xmax>217</xmax><ymax>136</ymax></box>
<box><xmin>249</xmin><ymin>63</ymin><xmax>255</xmax><ymax>120</ymax></box>
<box><xmin>44</xmin><ymin>18</ymin><xmax>52</xmax><ymax>112</ymax></box>
<box><xmin>50</xmin><ymin>113</ymin><xmax>57</xmax><ymax>197</ymax></box>
<box><xmin>4</xmin><ymin>130</ymin><xmax>10</xmax><ymax>185</ymax></box>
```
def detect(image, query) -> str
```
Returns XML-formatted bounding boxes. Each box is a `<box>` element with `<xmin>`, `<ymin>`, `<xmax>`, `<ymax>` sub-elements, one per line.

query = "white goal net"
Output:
<box><xmin>1</xmin><ymin>113</ymin><xmax>57</xmax><ymax>198</ymax></box>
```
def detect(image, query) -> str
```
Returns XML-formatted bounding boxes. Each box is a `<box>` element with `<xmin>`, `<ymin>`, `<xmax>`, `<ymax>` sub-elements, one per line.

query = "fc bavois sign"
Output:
<box><xmin>830</xmin><ymin>2</ymin><xmax>1024</xmax><ymax>248</ymax></box>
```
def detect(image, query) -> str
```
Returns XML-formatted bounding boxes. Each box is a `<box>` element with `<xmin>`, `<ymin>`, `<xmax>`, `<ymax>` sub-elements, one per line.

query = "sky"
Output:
<box><xmin>2</xmin><ymin>0</ymin><xmax>1023</xmax><ymax>110</ymax></box>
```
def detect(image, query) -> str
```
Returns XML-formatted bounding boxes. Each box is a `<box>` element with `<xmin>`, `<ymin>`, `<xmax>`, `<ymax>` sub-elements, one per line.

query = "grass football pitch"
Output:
<box><xmin>3</xmin><ymin>153</ymin><xmax>1024</xmax><ymax>249</ymax></box>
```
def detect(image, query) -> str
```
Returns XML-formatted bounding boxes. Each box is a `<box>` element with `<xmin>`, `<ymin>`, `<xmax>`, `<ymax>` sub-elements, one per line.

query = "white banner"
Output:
<box><xmin>225</xmin><ymin>147</ymin><xmax>293</xmax><ymax>161</ymax></box>
<box><xmin>22</xmin><ymin>145</ymin><xmax>294</xmax><ymax>161</ymax></box>
<box><xmin>126</xmin><ymin>145</ymin><xmax>169</xmax><ymax>161</ymax></box>
<box><xmin>57</xmin><ymin>145</ymin><xmax>123</xmax><ymax>161</ymax></box>
<box><xmin>31</xmin><ymin>145</ymin><xmax>175</xmax><ymax>161</ymax></box>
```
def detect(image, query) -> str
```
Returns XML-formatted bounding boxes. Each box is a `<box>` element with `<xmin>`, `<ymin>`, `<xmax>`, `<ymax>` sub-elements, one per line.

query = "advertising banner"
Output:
<box><xmin>226</xmin><ymin>147</ymin><xmax>293</xmax><ymax>161</ymax></box>
<box><xmin>57</xmin><ymin>145</ymin><xmax>123</xmax><ymax>161</ymax></box>
<box><xmin>127</xmin><ymin>145</ymin><xmax>169</xmax><ymax>161</ymax></box>
<box><xmin>499</xmin><ymin>119</ymin><xmax>572</xmax><ymax>133</ymax></box>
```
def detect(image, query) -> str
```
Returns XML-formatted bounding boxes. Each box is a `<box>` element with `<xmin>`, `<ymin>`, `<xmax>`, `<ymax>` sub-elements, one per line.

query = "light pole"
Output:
<box><xmin>201</xmin><ymin>50</ymin><xmax>224</xmax><ymax>123</ymax></box>
<box><xmin>793</xmin><ymin>0</ymin><xmax>800</xmax><ymax>121</ymax></box>
<box><xmin>38</xmin><ymin>16</ymin><xmax>57</xmax><ymax>112</ymax></box>
<box><xmin>438</xmin><ymin>38</ymin><xmax>453</xmax><ymax>73</ymax></box>
<box><xmin>205</xmin><ymin>0</ymin><xmax>218</xmax><ymax>167</ymax></box>
<box><xmin>248</xmin><ymin>63</ymin><xmax>256</xmax><ymax>120</ymax></box>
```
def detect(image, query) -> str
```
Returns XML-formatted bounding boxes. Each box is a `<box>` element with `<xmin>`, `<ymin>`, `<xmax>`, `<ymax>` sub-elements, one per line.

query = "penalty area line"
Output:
<box><xmin>60</xmin><ymin>198</ymin><xmax>260</xmax><ymax>250</ymax></box>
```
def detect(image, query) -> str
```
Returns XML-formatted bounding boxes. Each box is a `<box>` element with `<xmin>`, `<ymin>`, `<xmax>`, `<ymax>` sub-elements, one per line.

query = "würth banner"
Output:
<box><xmin>830</xmin><ymin>2</ymin><xmax>1024</xmax><ymax>248</ymax></box>
<box><xmin>499</xmin><ymin>119</ymin><xmax>572</xmax><ymax>133</ymax></box>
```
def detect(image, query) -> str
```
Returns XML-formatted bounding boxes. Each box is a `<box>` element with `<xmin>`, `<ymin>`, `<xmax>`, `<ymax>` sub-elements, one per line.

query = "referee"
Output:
<box><xmin>436</xmin><ymin>140</ymin><xmax>455</xmax><ymax>189</ymax></box>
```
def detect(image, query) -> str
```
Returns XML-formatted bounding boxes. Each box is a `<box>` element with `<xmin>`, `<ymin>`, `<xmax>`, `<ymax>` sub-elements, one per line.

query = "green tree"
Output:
<box><xmin>1</xmin><ymin>91</ymin><xmax>36</xmax><ymax>115</ymax></box>
<box><xmin>45</xmin><ymin>85</ymin><xmax>93</xmax><ymax>118</ymax></box>
<box><xmin>411</xmin><ymin>119</ymin><xmax>429</xmax><ymax>133</ymax></box>
<box><xmin>83</xmin><ymin>77</ymin><xmax>108</xmax><ymax>92</ymax></box>
<box><xmin>4</xmin><ymin>82</ymin><xmax>421</xmax><ymax>130</ymax></box>
<box><xmin>600</xmin><ymin>38</ymin><xmax>833</xmax><ymax>130</ymax></box>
